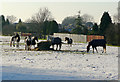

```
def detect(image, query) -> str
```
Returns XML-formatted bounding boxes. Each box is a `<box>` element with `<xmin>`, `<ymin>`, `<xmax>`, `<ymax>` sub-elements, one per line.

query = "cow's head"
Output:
<box><xmin>87</xmin><ymin>45</ymin><xmax>90</xmax><ymax>53</ymax></box>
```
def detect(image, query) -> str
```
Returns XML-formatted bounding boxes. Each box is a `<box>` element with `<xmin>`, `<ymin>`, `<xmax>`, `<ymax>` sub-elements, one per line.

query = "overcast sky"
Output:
<box><xmin>0</xmin><ymin>0</ymin><xmax>119</xmax><ymax>24</ymax></box>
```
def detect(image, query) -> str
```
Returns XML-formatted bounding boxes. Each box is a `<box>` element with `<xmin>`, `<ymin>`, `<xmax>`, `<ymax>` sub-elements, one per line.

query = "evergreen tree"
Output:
<box><xmin>19</xmin><ymin>25</ymin><xmax>27</xmax><ymax>33</ymax></box>
<box><xmin>18</xmin><ymin>19</ymin><xmax>22</xmax><ymax>23</ymax></box>
<box><xmin>72</xmin><ymin>13</ymin><xmax>83</xmax><ymax>34</ymax></box>
<box><xmin>1</xmin><ymin>15</ymin><xmax>6</xmax><ymax>26</ymax></box>
<box><xmin>105</xmin><ymin>23</ymin><xmax>117</xmax><ymax>45</ymax></box>
<box><xmin>73</xmin><ymin>12</ymin><xmax>88</xmax><ymax>34</ymax></box>
<box><xmin>71</xmin><ymin>26</ymin><xmax>82</xmax><ymax>34</ymax></box>
<box><xmin>16</xmin><ymin>19</ymin><xmax>27</xmax><ymax>32</ymax></box>
<box><xmin>82</xmin><ymin>26</ymin><xmax>88</xmax><ymax>35</ymax></box>
<box><xmin>43</xmin><ymin>21</ymin><xmax>49</xmax><ymax>38</ymax></box>
<box><xmin>75</xmin><ymin>16</ymin><xmax>83</xmax><ymax>27</ymax></box>
<box><xmin>16</xmin><ymin>19</ymin><xmax>22</xmax><ymax>30</ymax></box>
<box><xmin>6</xmin><ymin>19</ymin><xmax>10</xmax><ymax>25</ymax></box>
<box><xmin>49</xmin><ymin>20</ymin><xmax>59</xmax><ymax>35</ymax></box>
<box><xmin>99</xmin><ymin>12</ymin><xmax>112</xmax><ymax>35</ymax></box>
<box><xmin>46</xmin><ymin>21</ymin><xmax>51</xmax><ymax>35</ymax></box>
<box><xmin>62</xmin><ymin>16</ymin><xmax>76</xmax><ymax>27</ymax></box>
<box><xmin>92</xmin><ymin>23</ymin><xmax>99</xmax><ymax>34</ymax></box>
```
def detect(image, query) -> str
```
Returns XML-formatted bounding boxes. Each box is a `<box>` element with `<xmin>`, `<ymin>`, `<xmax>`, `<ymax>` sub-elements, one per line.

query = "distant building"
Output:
<box><xmin>64</xmin><ymin>24</ymin><xmax>75</xmax><ymax>32</ymax></box>
<box><xmin>85</xmin><ymin>22</ymin><xmax>94</xmax><ymax>31</ymax></box>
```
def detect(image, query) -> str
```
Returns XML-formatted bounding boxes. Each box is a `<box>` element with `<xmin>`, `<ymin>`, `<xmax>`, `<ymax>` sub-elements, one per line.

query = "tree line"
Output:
<box><xmin>61</xmin><ymin>11</ymin><xmax>119</xmax><ymax>46</ymax></box>
<box><xmin>0</xmin><ymin>7</ymin><xmax>119</xmax><ymax>46</ymax></box>
<box><xmin>1</xmin><ymin>8</ymin><xmax>59</xmax><ymax>38</ymax></box>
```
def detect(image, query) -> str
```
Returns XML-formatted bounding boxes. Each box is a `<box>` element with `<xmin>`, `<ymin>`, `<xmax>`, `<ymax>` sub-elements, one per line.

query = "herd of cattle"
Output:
<box><xmin>10</xmin><ymin>33</ymin><xmax>107</xmax><ymax>53</ymax></box>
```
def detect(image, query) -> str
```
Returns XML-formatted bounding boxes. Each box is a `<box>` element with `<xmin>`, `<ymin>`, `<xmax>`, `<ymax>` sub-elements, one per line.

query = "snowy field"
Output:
<box><xmin>0</xmin><ymin>36</ymin><xmax>118</xmax><ymax>80</ymax></box>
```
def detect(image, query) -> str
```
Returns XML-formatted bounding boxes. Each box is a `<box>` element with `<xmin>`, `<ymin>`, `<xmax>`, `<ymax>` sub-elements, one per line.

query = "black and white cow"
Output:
<box><xmin>24</xmin><ymin>36</ymin><xmax>38</xmax><ymax>50</ymax></box>
<box><xmin>65</xmin><ymin>37</ymin><xmax>73</xmax><ymax>47</ymax></box>
<box><xmin>10</xmin><ymin>33</ymin><xmax>20</xmax><ymax>47</ymax></box>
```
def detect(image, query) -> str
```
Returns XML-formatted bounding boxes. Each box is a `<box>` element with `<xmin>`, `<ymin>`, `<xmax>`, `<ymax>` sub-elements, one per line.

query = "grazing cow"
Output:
<box><xmin>25</xmin><ymin>36</ymin><xmax>38</xmax><ymax>50</ymax></box>
<box><xmin>87</xmin><ymin>39</ymin><xmax>106</xmax><ymax>53</ymax></box>
<box><xmin>10</xmin><ymin>33</ymin><xmax>20</xmax><ymax>47</ymax></box>
<box><xmin>31</xmin><ymin>36</ymin><xmax>38</xmax><ymax>47</ymax></box>
<box><xmin>65</xmin><ymin>37</ymin><xmax>73</xmax><ymax>47</ymax></box>
<box><xmin>49</xmin><ymin>36</ymin><xmax>62</xmax><ymax>50</ymax></box>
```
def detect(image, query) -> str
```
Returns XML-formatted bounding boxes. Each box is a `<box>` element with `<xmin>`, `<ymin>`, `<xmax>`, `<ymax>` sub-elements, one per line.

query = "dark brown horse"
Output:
<box><xmin>87</xmin><ymin>39</ymin><xmax>106</xmax><ymax>53</ymax></box>
<box><xmin>49</xmin><ymin>36</ymin><xmax>62</xmax><ymax>50</ymax></box>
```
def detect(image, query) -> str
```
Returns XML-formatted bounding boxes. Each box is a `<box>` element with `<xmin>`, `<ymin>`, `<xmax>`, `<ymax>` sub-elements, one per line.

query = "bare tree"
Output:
<box><xmin>27</xmin><ymin>7</ymin><xmax>53</xmax><ymax>38</ymax></box>
<box><xmin>6</xmin><ymin>15</ymin><xmax>17</xmax><ymax>24</ymax></box>
<box><xmin>81</xmin><ymin>14</ymin><xmax>94</xmax><ymax>23</ymax></box>
<box><xmin>113</xmin><ymin>14</ymin><xmax>118</xmax><ymax>23</ymax></box>
<box><xmin>31</xmin><ymin>7</ymin><xmax>53</xmax><ymax>23</ymax></box>
<box><xmin>25</xmin><ymin>18</ymin><xmax>32</xmax><ymax>23</ymax></box>
<box><xmin>118</xmin><ymin>2</ymin><xmax>120</xmax><ymax>23</ymax></box>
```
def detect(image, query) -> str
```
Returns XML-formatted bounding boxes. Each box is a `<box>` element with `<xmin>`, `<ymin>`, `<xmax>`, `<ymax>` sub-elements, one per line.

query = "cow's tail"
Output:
<box><xmin>61</xmin><ymin>42</ymin><xmax>65</xmax><ymax>44</ymax></box>
<box><xmin>10</xmin><ymin>39</ymin><xmax>12</xmax><ymax>47</ymax></box>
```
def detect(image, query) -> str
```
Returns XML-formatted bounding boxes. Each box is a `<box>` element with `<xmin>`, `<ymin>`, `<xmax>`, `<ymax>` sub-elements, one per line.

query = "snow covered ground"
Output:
<box><xmin>0</xmin><ymin>36</ymin><xmax>118</xmax><ymax>80</ymax></box>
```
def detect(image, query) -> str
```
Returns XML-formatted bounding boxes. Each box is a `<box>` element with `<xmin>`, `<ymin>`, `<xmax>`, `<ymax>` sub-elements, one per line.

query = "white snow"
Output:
<box><xmin>0</xmin><ymin>36</ymin><xmax>118</xmax><ymax>80</ymax></box>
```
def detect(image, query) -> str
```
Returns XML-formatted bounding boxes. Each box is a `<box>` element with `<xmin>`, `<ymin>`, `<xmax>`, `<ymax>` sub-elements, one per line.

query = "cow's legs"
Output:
<box><xmin>33</xmin><ymin>45</ymin><xmax>35</xmax><ymax>49</ymax></box>
<box><xmin>56</xmin><ymin>44</ymin><xmax>58</xmax><ymax>50</ymax></box>
<box><xmin>16</xmin><ymin>42</ymin><xmax>19</xmax><ymax>47</ymax></box>
<box><xmin>28</xmin><ymin>46</ymin><xmax>29</xmax><ymax>50</ymax></box>
<box><xmin>52</xmin><ymin>45</ymin><xmax>54</xmax><ymax>50</ymax></box>
<box><xmin>10</xmin><ymin>41</ymin><xmax>12</xmax><ymax>47</ymax></box>
<box><xmin>29</xmin><ymin>45</ymin><xmax>31</xmax><ymax>50</ymax></box>
<box><xmin>25</xmin><ymin>44</ymin><xmax>27</xmax><ymax>50</ymax></box>
<box><xmin>95</xmin><ymin>47</ymin><xmax>98</xmax><ymax>53</ymax></box>
<box><xmin>13</xmin><ymin>41</ymin><xmax>15</xmax><ymax>47</ymax></box>
<box><xmin>59</xmin><ymin>44</ymin><xmax>62</xmax><ymax>50</ymax></box>
<box><xmin>28</xmin><ymin>45</ymin><xmax>30</xmax><ymax>50</ymax></box>
<box><xmin>103</xmin><ymin>46</ymin><xmax>106</xmax><ymax>53</ymax></box>
<box><xmin>92</xmin><ymin>47</ymin><xmax>94</xmax><ymax>53</ymax></box>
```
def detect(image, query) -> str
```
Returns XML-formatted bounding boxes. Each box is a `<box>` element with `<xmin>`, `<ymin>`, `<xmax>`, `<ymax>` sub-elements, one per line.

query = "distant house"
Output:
<box><xmin>64</xmin><ymin>24</ymin><xmax>75</xmax><ymax>32</ymax></box>
<box><xmin>14</xmin><ymin>22</ymin><xmax>34</xmax><ymax>29</ymax></box>
<box><xmin>13</xmin><ymin>23</ymin><xmax>36</xmax><ymax>36</ymax></box>
<box><xmin>63</xmin><ymin>22</ymin><xmax>94</xmax><ymax>32</ymax></box>
<box><xmin>85</xmin><ymin>22</ymin><xmax>94</xmax><ymax>31</ymax></box>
